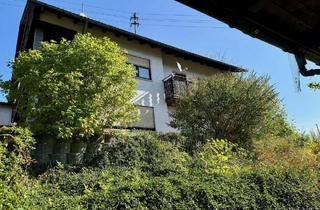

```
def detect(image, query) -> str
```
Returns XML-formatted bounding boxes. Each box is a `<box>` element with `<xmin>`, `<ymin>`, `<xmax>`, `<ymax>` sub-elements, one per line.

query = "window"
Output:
<box><xmin>127</xmin><ymin>54</ymin><xmax>151</xmax><ymax>80</ymax></box>
<box><xmin>33</xmin><ymin>28</ymin><xmax>44</xmax><ymax>49</ymax></box>
<box><xmin>131</xmin><ymin>105</ymin><xmax>155</xmax><ymax>130</ymax></box>
<box><xmin>134</xmin><ymin>65</ymin><xmax>151</xmax><ymax>80</ymax></box>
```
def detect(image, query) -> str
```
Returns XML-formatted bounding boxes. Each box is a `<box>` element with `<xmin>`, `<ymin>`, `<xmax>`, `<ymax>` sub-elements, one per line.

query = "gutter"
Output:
<box><xmin>294</xmin><ymin>54</ymin><xmax>320</xmax><ymax>77</ymax></box>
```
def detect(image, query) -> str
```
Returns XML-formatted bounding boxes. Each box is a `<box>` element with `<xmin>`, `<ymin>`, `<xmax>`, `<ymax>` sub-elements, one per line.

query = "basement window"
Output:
<box><xmin>127</xmin><ymin>54</ymin><xmax>151</xmax><ymax>80</ymax></box>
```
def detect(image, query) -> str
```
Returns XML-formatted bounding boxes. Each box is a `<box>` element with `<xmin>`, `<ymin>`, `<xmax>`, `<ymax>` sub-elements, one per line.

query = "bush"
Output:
<box><xmin>254</xmin><ymin>136</ymin><xmax>320</xmax><ymax>174</ymax></box>
<box><xmin>86</xmin><ymin>130</ymin><xmax>190</xmax><ymax>176</ymax></box>
<box><xmin>1</xmin><ymin>130</ymin><xmax>319</xmax><ymax>209</ymax></box>
<box><xmin>32</xmin><ymin>164</ymin><xmax>320</xmax><ymax>209</ymax></box>
<box><xmin>2</xmin><ymin>33</ymin><xmax>138</xmax><ymax>140</ymax></box>
<box><xmin>0</xmin><ymin>126</ymin><xmax>36</xmax><ymax>209</ymax></box>
<box><xmin>0</xmin><ymin>126</ymin><xmax>34</xmax><ymax>179</ymax></box>
<box><xmin>170</xmin><ymin>73</ymin><xmax>293</xmax><ymax>150</ymax></box>
<box><xmin>193</xmin><ymin>139</ymin><xmax>250</xmax><ymax>175</ymax></box>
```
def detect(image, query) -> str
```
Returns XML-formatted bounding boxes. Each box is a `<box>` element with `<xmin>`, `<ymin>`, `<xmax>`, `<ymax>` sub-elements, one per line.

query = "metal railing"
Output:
<box><xmin>163</xmin><ymin>74</ymin><xmax>190</xmax><ymax>105</ymax></box>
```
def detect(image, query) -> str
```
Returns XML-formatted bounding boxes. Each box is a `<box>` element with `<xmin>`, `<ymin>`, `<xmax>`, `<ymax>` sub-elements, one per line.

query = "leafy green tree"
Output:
<box><xmin>170</xmin><ymin>73</ymin><xmax>293</xmax><ymax>150</ymax></box>
<box><xmin>1</xmin><ymin>34</ymin><xmax>138</xmax><ymax>140</ymax></box>
<box><xmin>308</xmin><ymin>81</ymin><xmax>320</xmax><ymax>90</ymax></box>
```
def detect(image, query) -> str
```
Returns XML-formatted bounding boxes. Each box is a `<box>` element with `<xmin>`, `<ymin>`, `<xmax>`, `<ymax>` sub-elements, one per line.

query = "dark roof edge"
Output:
<box><xmin>23</xmin><ymin>0</ymin><xmax>245</xmax><ymax>72</ymax></box>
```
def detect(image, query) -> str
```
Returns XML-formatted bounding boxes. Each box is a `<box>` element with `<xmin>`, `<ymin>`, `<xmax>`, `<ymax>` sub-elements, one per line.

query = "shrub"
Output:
<box><xmin>0</xmin><ymin>130</ymin><xmax>319</xmax><ymax>209</ymax></box>
<box><xmin>2</xmin><ymin>33</ymin><xmax>138</xmax><ymax>140</ymax></box>
<box><xmin>193</xmin><ymin>139</ymin><xmax>250</xmax><ymax>175</ymax></box>
<box><xmin>0</xmin><ymin>126</ymin><xmax>36</xmax><ymax>209</ymax></box>
<box><xmin>32</xmin><ymin>164</ymin><xmax>320</xmax><ymax>209</ymax></box>
<box><xmin>170</xmin><ymin>73</ymin><xmax>293</xmax><ymax>150</ymax></box>
<box><xmin>248</xmin><ymin>167</ymin><xmax>320</xmax><ymax>209</ymax></box>
<box><xmin>0</xmin><ymin>126</ymin><xmax>34</xmax><ymax>179</ymax></box>
<box><xmin>254</xmin><ymin>136</ymin><xmax>320</xmax><ymax>174</ymax></box>
<box><xmin>86</xmin><ymin>130</ymin><xmax>190</xmax><ymax>176</ymax></box>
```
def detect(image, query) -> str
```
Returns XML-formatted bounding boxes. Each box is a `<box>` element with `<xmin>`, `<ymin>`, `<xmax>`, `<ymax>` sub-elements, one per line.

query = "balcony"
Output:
<box><xmin>163</xmin><ymin>74</ymin><xmax>190</xmax><ymax>106</ymax></box>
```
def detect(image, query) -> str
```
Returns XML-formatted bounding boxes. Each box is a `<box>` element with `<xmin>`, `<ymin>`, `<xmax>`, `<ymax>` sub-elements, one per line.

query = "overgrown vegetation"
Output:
<box><xmin>170</xmin><ymin>73</ymin><xmax>296</xmax><ymax>150</ymax></box>
<box><xmin>0</xmin><ymin>126</ymin><xmax>36</xmax><ymax>209</ymax></box>
<box><xmin>308</xmin><ymin>81</ymin><xmax>320</xmax><ymax>90</ymax></box>
<box><xmin>1</xmin><ymin>129</ymin><xmax>320</xmax><ymax>209</ymax></box>
<box><xmin>1</xmin><ymin>34</ymin><xmax>319</xmax><ymax>209</ymax></box>
<box><xmin>1</xmin><ymin>34</ymin><xmax>138</xmax><ymax>140</ymax></box>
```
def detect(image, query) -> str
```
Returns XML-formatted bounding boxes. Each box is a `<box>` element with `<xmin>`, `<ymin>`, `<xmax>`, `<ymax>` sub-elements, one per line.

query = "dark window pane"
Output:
<box><xmin>138</xmin><ymin>67</ymin><xmax>151</xmax><ymax>79</ymax></box>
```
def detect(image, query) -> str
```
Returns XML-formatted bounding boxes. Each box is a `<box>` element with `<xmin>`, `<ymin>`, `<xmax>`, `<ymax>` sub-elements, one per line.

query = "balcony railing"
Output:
<box><xmin>163</xmin><ymin>74</ymin><xmax>190</xmax><ymax>106</ymax></box>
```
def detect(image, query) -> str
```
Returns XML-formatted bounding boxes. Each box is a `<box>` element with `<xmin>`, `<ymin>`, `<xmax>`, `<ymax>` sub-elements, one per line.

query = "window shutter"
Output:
<box><xmin>127</xmin><ymin>54</ymin><xmax>150</xmax><ymax>68</ymax></box>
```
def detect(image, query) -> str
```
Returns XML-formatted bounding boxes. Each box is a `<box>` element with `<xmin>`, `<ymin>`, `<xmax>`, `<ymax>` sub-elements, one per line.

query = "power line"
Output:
<box><xmin>85</xmin><ymin>9</ymin><xmax>129</xmax><ymax>19</ymax></box>
<box><xmin>7</xmin><ymin>0</ymin><xmax>220</xmax><ymax>24</ymax></box>
<box><xmin>82</xmin><ymin>9</ymin><xmax>225</xmax><ymax>26</ymax></box>
<box><xmin>23</xmin><ymin>0</ymin><xmax>209</xmax><ymax>18</ymax></box>
<box><xmin>95</xmin><ymin>17</ymin><xmax>230</xmax><ymax>29</ymax></box>
<box><xmin>63</xmin><ymin>0</ymin><xmax>203</xmax><ymax>17</ymax></box>
<box><xmin>2</xmin><ymin>0</ymin><xmax>231</xmax><ymax>30</ymax></box>
<box><xmin>142</xmin><ymin>24</ymin><xmax>229</xmax><ymax>29</ymax></box>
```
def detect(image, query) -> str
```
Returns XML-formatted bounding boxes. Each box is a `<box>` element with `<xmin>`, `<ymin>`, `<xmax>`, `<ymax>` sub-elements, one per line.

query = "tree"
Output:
<box><xmin>1</xmin><ymin>33</ymin><xmax>138</xmax><ymax>140</ymax></box>
<box><xmin>308</xmin><ymin>82</ymin><xmax>320</xmax><ymax>90</ymax></box>
<box><xmin>170</xmin><ymin>73</ymin><xmax>293</xmax><ymax>150</ymax></box>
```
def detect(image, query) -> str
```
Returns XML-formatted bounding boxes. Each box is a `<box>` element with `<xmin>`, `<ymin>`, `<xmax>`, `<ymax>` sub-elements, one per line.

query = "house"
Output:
<box><xmin>14</xmin><ymin>0</ymin><xmax>242</xmax><ymax>132</ymax></box>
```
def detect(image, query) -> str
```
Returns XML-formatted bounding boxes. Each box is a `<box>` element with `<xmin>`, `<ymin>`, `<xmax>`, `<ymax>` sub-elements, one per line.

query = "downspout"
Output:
<box><xmin>294</xmin><ymin>53</ymin><xmax>320</xmax><ymax>76</ymax></box>
<box><xmin>82</xmin><ymin>19</ymin><xmax>88</xmax><ymax>34</ymax></box>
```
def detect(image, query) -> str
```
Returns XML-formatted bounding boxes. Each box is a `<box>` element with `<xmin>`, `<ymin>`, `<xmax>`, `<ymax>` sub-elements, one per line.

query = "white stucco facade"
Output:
<box><xmin>0</xmin><ymin>104</ymin><xmax>12</xmax><ymax>126</ymax></box>
<box><xmin>112</xmin><ymin>37</ymin><xmax>173</xmax><ymax>132</ymax></box>
<box><xmin>107</xmin><ymin>35</ymin><xmax>222</xmax><ymax>132</ymax></box>
<box><xmin>32</xmin><ymin>10</ymin><xmax>234</xmax><ymax>132</ymax></box>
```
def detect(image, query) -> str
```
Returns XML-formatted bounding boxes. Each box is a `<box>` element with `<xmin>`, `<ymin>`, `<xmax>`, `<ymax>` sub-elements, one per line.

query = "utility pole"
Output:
<box><xmin>130</xmin><ymin>12</ymin><xmax>139</xmax><ymax>34</ymax></box>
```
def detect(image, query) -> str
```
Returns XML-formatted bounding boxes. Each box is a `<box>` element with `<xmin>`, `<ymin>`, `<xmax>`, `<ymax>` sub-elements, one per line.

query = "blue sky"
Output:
<box><xmin>1</xmin><ymin>0</ymin><xmax>320</xmax><ymax>132</ymax></box>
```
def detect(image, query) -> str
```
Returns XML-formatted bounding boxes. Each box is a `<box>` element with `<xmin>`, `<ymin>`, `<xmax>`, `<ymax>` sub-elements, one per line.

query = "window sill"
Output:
<box><xmin>135</xmin><ymin>77</ymin><xmax>153</xmax><ymax>82</ymax></box>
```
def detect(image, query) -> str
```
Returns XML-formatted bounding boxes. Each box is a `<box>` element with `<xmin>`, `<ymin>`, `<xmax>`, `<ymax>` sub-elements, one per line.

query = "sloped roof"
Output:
<box><xmin>16</xmin><ymin>0</ymin><xmax>244</xmax><ymax>72</ymax></box>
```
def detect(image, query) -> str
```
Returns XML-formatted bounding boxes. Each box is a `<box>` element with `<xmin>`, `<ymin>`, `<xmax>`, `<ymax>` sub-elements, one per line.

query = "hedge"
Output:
<box><xmin>1</xmin><ymin>128</ymin><xmax>319</xmax><ymax>209</ymax></box>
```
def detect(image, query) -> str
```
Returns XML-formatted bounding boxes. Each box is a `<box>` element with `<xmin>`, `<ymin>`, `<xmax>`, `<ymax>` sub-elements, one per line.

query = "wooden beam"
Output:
<box><xmin>21</xmin><ymin>4</ymin><xmax>35</xmax><ymax>51</ymax></box>
<box><xmin>248</xmin><ymin>0</ymin><xmax>269</xmax><ymax>13</ymax></box>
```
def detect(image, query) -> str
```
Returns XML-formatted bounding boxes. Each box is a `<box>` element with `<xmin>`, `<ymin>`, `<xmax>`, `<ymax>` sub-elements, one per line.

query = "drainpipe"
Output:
<box><xmin>294</xmin><ymin>53</ymin><xmax>320</xmax><ymax>76</ymax></box>
<box><xmin>82</xmin><ymin>18</ymin><xmax>88</xmax><ymax>34</ymax></box>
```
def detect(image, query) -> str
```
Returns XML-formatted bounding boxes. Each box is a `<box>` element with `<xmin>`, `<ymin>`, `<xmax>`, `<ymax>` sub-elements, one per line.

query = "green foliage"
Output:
<box><xmin>254</xmin><ymin>136</ymin><xmax>320</xmax><ymax>174</ymax></box>
<box><xmin>170</xmin><ymin>73</ymin><xmax>294</xmax><ymax>150</ymax></box>
<box><xmin>27</xmin><ymin>163</ymin><xmax>320</xmax><ymax>209</ymax></box>
<box><xmin>1</xmin><ymin>130</ymin><xmax>320</xmax><ymax>209</ymax></box>
<box><xmin>194</xmin><ymin>139</ymin><xmax>250</xmax><ymax>175</ymax></box>
<box><xmin>308</xmin><ymin>81</ymin><xmax>320</xmax><ymax>90</ymax></box>
<box><xmin>86</xmin><ymin>130</ymin><xmax>190</xmax><ymax>176</ymax></box>
<box><xmin>2</xmin><ymin>33</ymin><xmax>138</xmax><ymax>140</ymax></box>
<box><xmin>0</xmin><ymin>126</ymin><xmax>36</xmax><ymax>209</ymax></box>
<box><xmin>0</xmin><ymin>126</ymin><xmax>34</xmax><ymax>179</ymax></box>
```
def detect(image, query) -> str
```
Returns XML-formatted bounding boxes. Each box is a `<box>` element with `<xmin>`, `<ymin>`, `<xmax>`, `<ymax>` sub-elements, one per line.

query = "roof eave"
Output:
<box><xmin>18</xmin><ymin>0</ymin><xmax>243</xmax><ymax>72</ymax></box>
